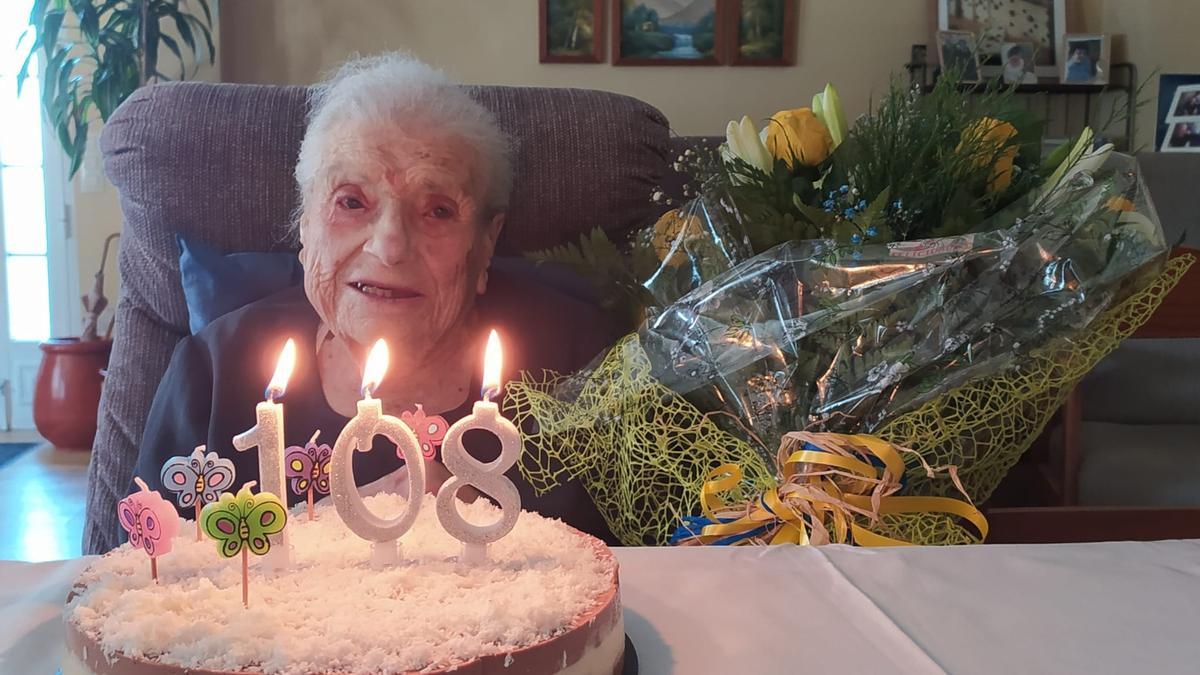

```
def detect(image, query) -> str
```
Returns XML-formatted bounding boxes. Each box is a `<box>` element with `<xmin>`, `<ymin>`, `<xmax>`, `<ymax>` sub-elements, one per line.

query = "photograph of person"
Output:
<box><xmin>1063</xmin><ymin>34</ymin><xmax>1108</xmax><ymax>85</ymax></box>
<box><xmin>938</xmin><ymin>30</ymin><xmax>982</xmax><ymax>83</ymax></box>
<box><xmin>1002</xmin><ymin>42</ymin><xmax>1037</xmax><ymax>84</ymax></box>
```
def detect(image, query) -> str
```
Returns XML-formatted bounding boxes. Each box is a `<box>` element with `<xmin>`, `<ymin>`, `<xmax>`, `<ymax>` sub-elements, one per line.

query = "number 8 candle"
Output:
<box><xmin>329</xmin><ymin>339</ymin><xmax>426</xmax><ymax>565</ymax></box>
<box><xmin>233</xmin><ymin>338</ymin><xmax>296</xmax><ymax>568</ymax></box>
<box><xmin>436</xmin><ymin>330</ymin><xmax>522</xmax><ymax>564</ymax></box>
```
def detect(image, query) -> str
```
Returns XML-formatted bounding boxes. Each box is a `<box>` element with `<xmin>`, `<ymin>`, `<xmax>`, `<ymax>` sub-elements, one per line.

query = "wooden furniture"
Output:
<box><xmin>986</xmin><ymin>505</ymin><xmax>1200</xmax><ymax>543</ymax></box>
<box><xmin>908</xmin><ymin>62</ymin><xmax>1138</xmax><ymax>151</ymax></box>
<box><xmin>1045</xmin><ymin>247</ymin><xmax>1200</xmax><ymax>507</ymax></box>
<box><xmin>988</xmin><ymin>247</ymin><xmax>1200</xmax><ymax>544</ymax></box>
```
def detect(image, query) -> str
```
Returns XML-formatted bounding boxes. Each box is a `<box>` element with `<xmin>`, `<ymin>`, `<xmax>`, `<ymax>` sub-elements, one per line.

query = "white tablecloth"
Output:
<box><xmin>4</xmin><ymin>540</ymin><xmax>1200</xmax><ymax>674</ymax></box>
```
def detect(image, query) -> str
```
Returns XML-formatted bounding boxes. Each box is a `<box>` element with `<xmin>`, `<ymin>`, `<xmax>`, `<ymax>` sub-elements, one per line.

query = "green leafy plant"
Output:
<box><xmin>17</xmin><ymin>0</ymin><xmax>215</xmax><ymax>176</ymax></box>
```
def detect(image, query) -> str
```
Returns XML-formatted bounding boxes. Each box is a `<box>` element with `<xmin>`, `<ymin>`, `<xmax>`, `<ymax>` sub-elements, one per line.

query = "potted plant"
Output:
<box><xmin>18</xmin><ymin>0</ymin><xmax>216</xmax><ymax>176</ymax></box>
<box><xmin>32</xmin><ymin>234</ymin><xmax>120</xmax><ymax>448</ymax></box>
<box><xmin>20</xmin><ymin>1</ymin><xmax>214</xmax><ymax>447</ymax></box>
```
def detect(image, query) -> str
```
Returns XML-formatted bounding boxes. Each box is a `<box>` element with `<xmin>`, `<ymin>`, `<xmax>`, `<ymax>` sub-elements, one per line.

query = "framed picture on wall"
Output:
<box><xmin>937</xmin><ymin>0</ymin><xmax>1065</xmax><ymax>78</ymax></box>
<box><xmin>937</xmin><ymin>30</ymin><xmax>982</xmax><ymax>83</ymax></box>
<box><xmin>1061</xmin><ymin>33</ymin><xmax>1109</xmax><ymax>85</ymax></box>
<box><xmin>540</xmin><ymin>0</ymin><xmax>605</xmax><ymax>63</ymax></box>
<box><xmin>1158</xmin><ymin>75</ymin><xmax>1200</xmax><ymax>152</ymax></box>
<box><xmin>613</xmin><ymin>0</ymin><xmax>726</xmax><ymax>66</ymax></box>
<box><xmin>728</xmin><ymin>0</ymin><xmax>797</xmax><ymax>66</ymax></box>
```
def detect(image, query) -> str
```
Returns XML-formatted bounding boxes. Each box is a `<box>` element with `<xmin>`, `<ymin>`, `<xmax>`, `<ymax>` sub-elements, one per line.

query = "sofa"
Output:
<box><xmin>83</xmin><ymin>82</ymin><xmax>680</xmax><ymax>554</ymax></box>
<box><xmin>1074</xmin><ymin>153</ymin><xmax>1200</xmax><ymax>506</ymax></box>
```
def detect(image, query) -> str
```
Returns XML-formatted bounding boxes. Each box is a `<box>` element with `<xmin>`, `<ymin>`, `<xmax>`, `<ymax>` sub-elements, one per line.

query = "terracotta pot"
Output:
<box><xmin>33</xmin><ymin>338</ymin><xmax>112</xmax><ymax>450</ymax></box>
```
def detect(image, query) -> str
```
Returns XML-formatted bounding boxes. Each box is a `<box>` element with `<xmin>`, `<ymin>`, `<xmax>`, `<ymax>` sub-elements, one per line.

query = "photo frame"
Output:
<box><xmin>540</xmin><ymin>0</ymin><xmax>605</xmax><ymax>63</ymax></box>
<box><xmin>1159</xmin><ymin>74</ymin><xmax>1200</xmax><ymax>153</ymax></box>
<box><xmin>937</xmin><ymin>0</ymin><xmax>1065</xmax><ymax>78</ymax></box>
<box><xmin>728</xmin><ymin>0</ymin><xmax>797</xmax><ymax>66</ymax></box>
<box><xmin>1000</xmin><ymin>42</ymin><xmax>1037</xmax><ymax>85</ymax></box>
<box><xmin>937</xmin><ymin>30</ymin><xmax>982</xmax><ymax>84</ymax></box>
<box><xmin>614</xmin><ymin>0</ymin><xmax>727</xmax><ymax>66</ymax></box>
<box><xmin>1061</xmin><ymin>34</ymin><xmax>1109</xmax><ymax>85</ymax></box>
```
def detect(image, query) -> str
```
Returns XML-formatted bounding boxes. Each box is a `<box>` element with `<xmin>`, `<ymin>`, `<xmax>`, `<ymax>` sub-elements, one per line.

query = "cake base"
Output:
<box><xmin>65</xmin><ymin>493</ymin><xmax>623</xmax><ymax>674</ymax></box>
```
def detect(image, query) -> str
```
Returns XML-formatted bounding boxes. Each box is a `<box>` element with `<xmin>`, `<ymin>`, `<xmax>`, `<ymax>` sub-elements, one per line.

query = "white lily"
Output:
<box><xmin>812</xmin><ymin>83</ymin><xmax>848</xmax><ymax>148</ymax></box>
<box><xmin>1038</xmin><ymin>127</ymin><xmax>1113</xmax><ymax>203</ymax></box>
<box><xmin>723</xmin><ymin>115</ymin><xmax>773</xmax><ymax>176</ymax></box>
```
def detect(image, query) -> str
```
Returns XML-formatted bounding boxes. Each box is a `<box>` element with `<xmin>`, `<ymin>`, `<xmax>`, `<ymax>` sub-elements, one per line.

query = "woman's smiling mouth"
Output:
<box><xmin>349</xmin><ymin>281</ymin><xmax>422</xmax><ymax>300</ymax></box>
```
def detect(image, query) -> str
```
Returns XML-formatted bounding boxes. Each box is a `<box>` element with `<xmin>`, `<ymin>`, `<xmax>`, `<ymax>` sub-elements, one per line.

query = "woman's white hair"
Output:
<box><xmin>294</xmin><ymin>53</ymin><xmax>513</xmax><ymax>220</ymax></box>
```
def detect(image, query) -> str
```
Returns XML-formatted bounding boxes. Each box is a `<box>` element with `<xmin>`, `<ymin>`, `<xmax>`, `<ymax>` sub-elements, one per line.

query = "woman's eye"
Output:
<box><xmin>336</xmin><ymin>195</ymin><xmax>366</xmax><ymax>211</ymax></box>
<box><xmin>428</xmin><ymin>203</ymin><xmax>458</xmax><ymax>220</ymax></box>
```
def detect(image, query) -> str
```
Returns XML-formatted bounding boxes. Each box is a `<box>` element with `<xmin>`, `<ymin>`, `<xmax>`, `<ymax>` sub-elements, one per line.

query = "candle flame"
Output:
<box><xmin>361</xmin><ymin>339</ymin><xmax>389</xmax><ymax>397</ymax></box>
<box><xmin>482</xmin><ymin>330</ymin><xmax>502</xmax><ymax>400</ymax></box>
<box><xmin>265</xmin><ymin>338</ymin><xmax>296</xmax><ymax>401</ymax></box>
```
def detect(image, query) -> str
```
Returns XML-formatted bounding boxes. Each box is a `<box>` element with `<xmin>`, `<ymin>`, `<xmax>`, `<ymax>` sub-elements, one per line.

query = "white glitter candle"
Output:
<box><xmin>436</xmin><ymin>330</ymin><xmax>521</xmax><ymax>564</ymax></box>
<box><xmin>233</xmin><ymin>338</ymin><xmax>296</xmax><ymax>568</ymax></box>
<box><xmin>329</xmin><ymin>339</ymin><xmax>426</xmax><ymax>565</ymax></box>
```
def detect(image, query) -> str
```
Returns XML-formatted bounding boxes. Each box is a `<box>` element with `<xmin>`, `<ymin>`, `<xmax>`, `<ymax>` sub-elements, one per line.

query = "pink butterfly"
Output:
<box><xmin>118</xmin><ymin>477</ymin><xmax>181</xmax><ymax>558</ymax></box>
<box><xmin>400</xmin><ymin>404</ymin><xmax>449</xmax><ymax>460</ymax></box>
<box><xmin>285</xmin><ymin>434</ymin><xmax>332</xmax><ymax>496</ymax></box>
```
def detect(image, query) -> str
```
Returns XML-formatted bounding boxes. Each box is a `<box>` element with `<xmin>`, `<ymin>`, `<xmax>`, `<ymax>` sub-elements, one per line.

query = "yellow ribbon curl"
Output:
<box><xmin>685</xmin><ymin>432</ymin><xmax>988</xmax><ymax>547</ymax></box>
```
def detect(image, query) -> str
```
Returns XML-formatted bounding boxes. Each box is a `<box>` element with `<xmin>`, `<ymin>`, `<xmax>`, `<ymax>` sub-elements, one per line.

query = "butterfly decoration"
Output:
<box><xmin>201</xmin><ymin>482</ymin><xmax>287</xmax><ymax>607</ymax></box>
<box><xmin>161</xmin><ymin>445</ymin><xmax>236</xmax><ymax>540</ymax></box>
<box><xmin>117</xmin><ymin>477</ymin><xmax>181</xmax><ymax>580</ymax></box>
<box><xmin>160</xmin><ymin>445</ymin><xmax>237</xmax><ymax>509</ymax></box>
<box><xmin>400</xmin><ymin>404</ymin><xmax>449</xmax><ymax>460</ymax></box>
<box><xmin>285</xmin><ymin>431</ymin><xmax>332</xmax><ymax>497</ymax></box>
<box><xmin>200</xmin><ymin>482</ymin><xmax>288</xmax><ymax>559</ymax></box>
<box><xmin>286</xmin><ymin>431</ymin><xmax>332</xmax><ymax>520</ymax></box>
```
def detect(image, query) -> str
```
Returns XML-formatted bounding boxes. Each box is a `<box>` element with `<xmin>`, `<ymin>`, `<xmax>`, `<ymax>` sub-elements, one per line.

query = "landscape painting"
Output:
<box><xmin>540</xmin><ymin>0</ymin><xmax>604</xmax><ymax>63</ymax></box>
<box><xmin>731</xmin><ymin>0</ymin><xmax>797</xmax><ymax>66</ymax></box>
<box><xmin>614</xmin><ymin>0</ymin><xmax>723</xmax><ymax>65</ymax></box>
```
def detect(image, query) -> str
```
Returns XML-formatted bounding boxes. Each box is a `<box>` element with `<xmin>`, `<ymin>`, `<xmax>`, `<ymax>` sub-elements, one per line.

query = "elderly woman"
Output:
<box><xmin>129</xmin><ymin>54</ymin><xmax>617</xmax><ymax>544</ymax></box>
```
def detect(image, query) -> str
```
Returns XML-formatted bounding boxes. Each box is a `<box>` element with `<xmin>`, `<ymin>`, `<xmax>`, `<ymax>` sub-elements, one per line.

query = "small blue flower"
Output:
<box><xmin>892</xmin><ymin>199</ymin><xmax>903</xmax><ymax>210</ymax></box>
<box><xmin>839</xmin><ymin>185</ymin><xmax>850</xmax><ymax>194</ymax></box>
<box><xmin>858</xmin><ymin>199</ymin><xmax>868</xmax><ymax>210</ymax></box>
<box><xmin>850</xmin><ymin>233</ymin><xmax>863</xmax><ymax>245</ymax></box>
<box><xmin>851</xmin><ymin>250</ymin><xmax>862</xmax><ymax>260</ymax></box>
<box><xmin>866</xmin><ymin>226</ymin><xmax>879</xmax><ymax>237</ymax></box>
<box><xmin>843</xmin><ymin>208</ymin><xmax>856</xmax><ymax>219</ymax></box>
<box><xmin>823</xmin><ymin>199</ymin><xmax>835</xmax><ymax>209</ymax></box>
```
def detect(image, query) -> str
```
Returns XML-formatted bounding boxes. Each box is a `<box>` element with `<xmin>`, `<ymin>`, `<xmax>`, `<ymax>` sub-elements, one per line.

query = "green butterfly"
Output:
<box><xmin>200</xmin><ymin>482</ymin><xmax>287</xmax><ymax>558</ymax></box>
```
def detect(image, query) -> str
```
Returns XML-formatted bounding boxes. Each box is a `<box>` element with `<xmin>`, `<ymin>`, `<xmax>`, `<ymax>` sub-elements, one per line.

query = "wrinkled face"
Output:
<box><xmin>298</xmin><ymin>122</ymin><xmax>503</xmax><ymax>361</ymax></box>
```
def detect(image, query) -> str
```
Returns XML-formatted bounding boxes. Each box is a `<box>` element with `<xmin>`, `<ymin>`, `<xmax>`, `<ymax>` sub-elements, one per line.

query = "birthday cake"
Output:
<box><xmin>62</xmin><ymin>493</ymin><xmax>624</xmax><ymax>675</ymax></box>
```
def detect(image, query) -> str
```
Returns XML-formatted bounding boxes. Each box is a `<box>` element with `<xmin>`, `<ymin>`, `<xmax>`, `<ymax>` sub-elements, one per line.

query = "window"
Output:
<box><xmin>0</xmin><ymin>0</ymin><xmax>51</xmax><ymax>343</ymax></box>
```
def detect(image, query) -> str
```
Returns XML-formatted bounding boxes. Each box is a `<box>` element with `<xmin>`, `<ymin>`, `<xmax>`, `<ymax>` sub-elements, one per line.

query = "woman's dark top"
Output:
<box><xmin>129</xmin><ymin>270</ymin><xmax>618</xmax><ymax>545</ymax></box>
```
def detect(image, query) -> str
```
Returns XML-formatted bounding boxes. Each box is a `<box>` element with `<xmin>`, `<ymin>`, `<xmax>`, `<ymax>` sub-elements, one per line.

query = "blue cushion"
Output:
<box><xmin>178</xmin><ymin>236</ymin><xmax>304</xmax><ymax>334</ymax></box>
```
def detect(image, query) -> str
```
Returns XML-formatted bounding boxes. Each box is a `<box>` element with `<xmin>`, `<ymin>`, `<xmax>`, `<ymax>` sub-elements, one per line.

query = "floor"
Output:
<box><xmin>0</xmin><ymin>430</ymin><xmax>90</xmax><ymax>562</ymax></box>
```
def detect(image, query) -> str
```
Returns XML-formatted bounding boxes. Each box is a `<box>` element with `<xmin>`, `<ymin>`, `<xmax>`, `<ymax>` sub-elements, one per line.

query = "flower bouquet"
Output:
<box><xmin>515</xmin><ymin>75</ymin><xmax>1194</xmax><ymax>547</ymax></box>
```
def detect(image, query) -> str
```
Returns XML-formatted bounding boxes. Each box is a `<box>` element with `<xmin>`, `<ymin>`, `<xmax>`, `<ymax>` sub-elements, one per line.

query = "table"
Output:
<box><xmin>4</xmin><ymin>540</ymin><xmax>1200</xmax><ymax>674</ymax></box>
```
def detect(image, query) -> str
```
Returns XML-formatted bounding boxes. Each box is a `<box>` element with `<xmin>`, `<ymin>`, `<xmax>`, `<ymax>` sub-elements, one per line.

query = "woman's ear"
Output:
<box><xmin>476</xmin><ymin>212</ymin><xmax>505</xmax><ymax>295</ymax></box>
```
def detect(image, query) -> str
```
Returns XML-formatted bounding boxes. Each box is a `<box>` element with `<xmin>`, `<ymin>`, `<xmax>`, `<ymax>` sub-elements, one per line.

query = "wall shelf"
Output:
<box><xmin>905</xmin><ymin>62</ymin><xmax>1138</xmax><ymax>151</ymax></box>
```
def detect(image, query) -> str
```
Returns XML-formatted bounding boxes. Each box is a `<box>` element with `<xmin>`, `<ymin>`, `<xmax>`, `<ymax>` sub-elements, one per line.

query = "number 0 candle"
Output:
<box><xmin>233</xmin><ymin>338</ymin><xmax>296</xmax><ymax>568</ymax></box>
<box><xmin>436</xmin><ymin>330</ymin><xmax>522</xmax><ymax>564</ymax></box>
<box><xmin>329</xmin><ymin>339</ymin><xmax>426</xmax><ymax>565</ymax></box>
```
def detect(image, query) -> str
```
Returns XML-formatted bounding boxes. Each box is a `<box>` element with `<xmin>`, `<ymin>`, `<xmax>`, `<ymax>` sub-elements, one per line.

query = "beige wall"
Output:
<box><xmin>75</xmin><ymin>0</ymin><xmax>1195</xmax><ymax>311</ymax></box>
<box><xmin>221</xmin><ymin>0</ymin><xmax>939</xmax><ymax>136</ymax></box>
<box><xmin>216</xmin><ymin>0</ymin><xmax>1126</xmax><ymax>136</ymax></box>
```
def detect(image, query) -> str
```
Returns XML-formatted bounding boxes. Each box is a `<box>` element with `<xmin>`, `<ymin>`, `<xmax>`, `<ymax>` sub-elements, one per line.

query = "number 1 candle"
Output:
<box><xmin>436</xmin><ymin>330</ymin><xmax>522</xmax><ymax>564</ymax></box>
<box><xmin>233</xmin><ymin>338</ymin><xmax>296</xmax><ymax>568</ymax></box>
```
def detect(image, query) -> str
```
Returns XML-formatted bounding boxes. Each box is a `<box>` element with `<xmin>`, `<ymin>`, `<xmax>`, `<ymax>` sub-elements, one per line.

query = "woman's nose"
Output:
<box><xmin>363</xmin><ymin>208</ymin><xmax>412</xmax><ymax>266</ymax></box>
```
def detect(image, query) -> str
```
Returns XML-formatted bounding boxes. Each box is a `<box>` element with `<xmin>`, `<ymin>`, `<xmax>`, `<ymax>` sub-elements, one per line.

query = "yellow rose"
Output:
<box><xmin>1106</xmin><ymin>196</ymin><xmax>1135</xmax><ymax>212</ymax></box>
<box><xmin>764</xmin><ymin>108</ymin><xmax>833</xmax><ymax>170</ymax></box>
<box><xmin>960</xmin><ymin>117</ymin><xmax>1019</xmax><ymax>193</ymax></box>
<box><xmin>651</xmin><ymin>209</ymin><xmax>703</xmax><ymax>268</ymax></box>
